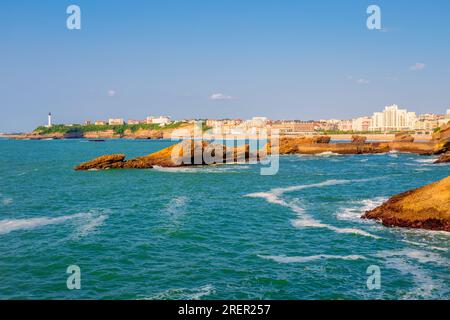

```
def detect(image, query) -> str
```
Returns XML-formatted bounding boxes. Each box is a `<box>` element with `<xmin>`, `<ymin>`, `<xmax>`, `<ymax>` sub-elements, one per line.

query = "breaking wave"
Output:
<box><xmin>0</xmin><ymin>213</ymin><xmax>86</xmax><ymax>235</ymax></box>
<box><xmin>336</xmin><ymin>197</ymin><xmax>388</xmax><ymax>221</ymax></box>
<box><xmin>375</xmin><ymin>249</ymin><xmax>449</xmax><ymax>299</ymax></box>
<box><xmin>0</xmin><ymin>211</ymin><xmax>108</xmax><ymax>237</ymax></box>
<box><xmin>245</xmin><ymin>180</ymin><xmax>380</xmax><ymax>238</ymax></box>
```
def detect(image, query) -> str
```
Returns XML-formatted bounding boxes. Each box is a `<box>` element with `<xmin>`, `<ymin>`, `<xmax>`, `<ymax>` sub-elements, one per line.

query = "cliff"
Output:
<box><xmin>362</xmin><ymin>176</ymin><xmax>450</xmax><ymax>232</ymax></box>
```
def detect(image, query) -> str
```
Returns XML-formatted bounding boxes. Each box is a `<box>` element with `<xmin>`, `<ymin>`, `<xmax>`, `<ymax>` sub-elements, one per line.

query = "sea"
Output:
<box><xmin>0</xmin><ymin>138</ymin><xmax>449</xmax><ymax>299</ymax></box>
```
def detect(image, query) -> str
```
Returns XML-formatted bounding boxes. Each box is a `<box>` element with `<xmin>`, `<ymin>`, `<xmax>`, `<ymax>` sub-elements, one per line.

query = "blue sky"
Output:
<box><xmin>1</xmin><ymin>0</ymin><xmax>450</xmax><ymax>132</ymax></box>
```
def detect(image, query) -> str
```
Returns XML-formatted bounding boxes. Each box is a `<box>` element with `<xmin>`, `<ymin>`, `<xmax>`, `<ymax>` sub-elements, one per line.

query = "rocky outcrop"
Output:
<box><xmin>75</xmin><ymin>140</ymin><xmax>265</xmax><ymax>170</ymax></box>
<box><xmin>75</xmin><ymin>154</ymin><xmax>126</xmax><ymax>170</ymax></box>
<box><xmin>432</xmin><ymin>123</ymin><xmax>450</xmax><ymax>153</ymax></box>
<box><xmin>434</xmin><ymin>151</ymin><xmax>450</xmax><ymax>164</ymax></box>
<box><xmin>393</xmin><ymin>132</ymin><xmax>414</xmax><ymax>143</ymax></box>
<box><xmin>362</xmin><ymin>176</ymin><xmax>450</xmax><ymax>232</ymax></box>
<box><xmin>351</xmin><ymin>135</ymin><xmax>367</xmax><ymax>143</ymax></box>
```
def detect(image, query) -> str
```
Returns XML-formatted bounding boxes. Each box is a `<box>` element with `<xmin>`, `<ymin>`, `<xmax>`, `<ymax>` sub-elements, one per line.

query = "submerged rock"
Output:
<box><xmin>362</xmin><ymin>176</ymin><xmax>450</xmax><ymax>232</ymax></box>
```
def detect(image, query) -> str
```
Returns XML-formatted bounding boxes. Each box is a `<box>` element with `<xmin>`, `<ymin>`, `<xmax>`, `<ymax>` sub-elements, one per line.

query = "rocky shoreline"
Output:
<box><xmin>362</xmin><ymin>176</ymin><xmax>450</xmax><ymax>232</ymax></box>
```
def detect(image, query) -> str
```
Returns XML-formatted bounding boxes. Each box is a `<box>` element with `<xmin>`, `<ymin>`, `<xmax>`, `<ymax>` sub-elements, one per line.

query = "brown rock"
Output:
<box><xmin>351</xmin><ymin>135</ymin><xmax>367</xmax><ymax>143</ymax></box>
<box><xmin>434</xmin><ymin>151</ymin><xmax>450</xmax><ymax>164</ymax></box>
<box><xmin>394</xmin><ymin>132</ymin><xmax>414</xmax><ymax>143</ymax></box>
<box><xmin>75</xmin><ymin>154</ymin><xmax>126</xmax><ymax>170</ymax></box>
<box><xmin>362</xmin><ymin>176</ymin><xmax>450</xmax><ymax>232</ymax></box>
<box><xmin>75</xmin><ymin>140</ymin><xmax>266</xmax><ymax>170</ymax></box>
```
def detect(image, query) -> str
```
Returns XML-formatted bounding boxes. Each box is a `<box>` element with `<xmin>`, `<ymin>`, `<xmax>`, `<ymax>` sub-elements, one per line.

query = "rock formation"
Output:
<box><xmin>362</xmin><ymin>176</ymin><xmax>450</xmax><ymax>232</ymax></box>
<box><xmin>75</xmin><ymin>154</ymin><xmax>126</xmax><ymax>170</ymax></box>
<box><xmin>351</xmin><ymin>135</ymin><xmax>367</xmax><ymax>143</ymax></box>
<box><xmin>75</xmin><ymin>140</ymin><xmax>265</xmax><ymax>170</ymax></box>
<box><xmin>393</xmin><ymin>132</ymin><xmax>414</xmax><ymax>143</ymax></box>
<box><xmin>434</xmin><ymin>151</ymin><xmax>450</xmax><ymax>164</ymax></box>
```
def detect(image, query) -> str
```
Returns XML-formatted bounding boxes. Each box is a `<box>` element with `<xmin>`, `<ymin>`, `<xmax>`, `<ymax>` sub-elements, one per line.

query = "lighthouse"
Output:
<box><xmin>47</xmin><ymin>112</ymin><xmax>52</xmax><ymax>127</ymax></box>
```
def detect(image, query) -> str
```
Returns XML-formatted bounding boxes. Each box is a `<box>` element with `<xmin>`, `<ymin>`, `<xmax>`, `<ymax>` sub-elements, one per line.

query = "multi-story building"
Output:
<box><xmin>108</xmin><ymin>118</ymin><xmax>125</xmax><ymax>126</ymax></box>
<box><xmin>146</xmin><ymin>116</ymin><xmax>172</xmax><ymax>125</ymax></box>
<box><xmin>369</xmin><ymin>105</ymin><xmax>417</xmax><ymax>132</ymax></box>
<box><xmin>338</xmin><ymin>120</ymin><xmax>353</xmax><ymax>132</ymax></box>
<box><xmin>352</xmin><ymin>117</ymin><xmax>372</xmax><ymax>132</ymax></box>
<box><xmin>95</xmin><ymin>120</ymin><xmax>106</xmax><ymax>126</ymax></box>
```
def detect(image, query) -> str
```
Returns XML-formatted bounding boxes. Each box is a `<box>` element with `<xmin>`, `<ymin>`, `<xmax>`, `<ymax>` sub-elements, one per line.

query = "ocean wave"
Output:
<box><xmin>1</xmin><ymin>197</ymin><xmax>13</xmax><ymax>206</ymax></box>
<box><xmin>73</xmin><ymin>212</ymin><xmax>108</xmax><ymax>238</ymax></box>
<box><xmin>336</xmin><ymin>197</ymin><xmax>387</xmax><ymax>221</ymax></box>
<box><xmin>414</xmin><ymin>158</ymin><xmax>437</xmax><ymax>164</ymax></box>
<box><xmin>375</xmin><ymin>249</ymin><xmax>448</xmax><ymax>299</ymax></box>
<box><xmin>0</xmin><ymin>213</ymin><xmax>86</xmax><ymax>235</ymax></box>
<box><xmin>165</xmin><ymin>196</ymin><xmax>188</xmax><ymax>219</ymax></box>
<box><xmin>143</xmin><ymin>284</ymin><xmax>215</xmax><ymax>300</ymax></box>
<box><xmin>258</xmin><ymin>254</ymin><xmax>365</xmax><ymax>264</ymax></box>
<box><xmin>245</xmin><ymin>180</ymin><xmax>379</xmax><ymax>238</ymax></box>
<box><xmin>378</xmin><ymin>249</ymin><xmax>449</xmax><ymax>267</ymax></box>
<box><xmin>0</xmin><ymin>211</ymin><xmax>108</xmax><ymax>237</ymax></box>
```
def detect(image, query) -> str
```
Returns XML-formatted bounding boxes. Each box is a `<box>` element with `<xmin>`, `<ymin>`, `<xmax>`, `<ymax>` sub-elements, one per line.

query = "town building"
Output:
<box><xmin>352</xmin><ymin>117</ymin><xmax>372</xmax><ymax>132</ymax></box>
<box><xmin>369</xmin><ymin>105</ymin><xmax>417</xmax><ymax>132</ymax></box>
<box><xmin>146</xmin><ymin>116</ymin><xmax>172</xmax><ymax>125</ymax></box>
<box><xmin>95</xmin><ymin>120</ymin><xmax>106</xmax><ymax>126</ymax></box>
<box><xmin>108</xmin><ymin>118</ymin><xmax>125</xmax><ymax>126</ymax></box>
<box><xmin>337</xmin><ymin>120</ymin><xmax>353</xmax><ymax>132</ymax></box>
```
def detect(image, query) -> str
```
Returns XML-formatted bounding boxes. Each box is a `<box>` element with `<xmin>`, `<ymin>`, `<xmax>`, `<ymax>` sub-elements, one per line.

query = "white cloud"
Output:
<box><xmin>356</xmin><ymin>78</ymin><xmax>370</xmax><ymax>85</ymax></box>
<box><xmin>107</xmin><ymin>90</ymin><xmax>116</xmax><ymax>97</ymax></box>
<box><xmin>209</xmin><ymin>93</ymin><xmax>234</xmax><ymax>101</ymax></box>
<box><xmin>410</xmin><ymin>63</ymin><xmax>426</xmax><ymax>71</ymax></box>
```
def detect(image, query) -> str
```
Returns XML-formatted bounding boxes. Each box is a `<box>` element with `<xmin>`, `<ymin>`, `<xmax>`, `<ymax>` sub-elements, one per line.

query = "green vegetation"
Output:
<box><xmin>35</xmin><ymin>122</ymin><xmax>186</xmax><ymax>135</ymax></box>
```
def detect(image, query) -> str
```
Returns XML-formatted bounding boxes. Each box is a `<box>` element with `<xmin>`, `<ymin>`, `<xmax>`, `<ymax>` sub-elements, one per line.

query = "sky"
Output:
<box><xmin>1</xmin><ymin>0</ymin><xmax>450</xmax><ymax>132</ymax></box>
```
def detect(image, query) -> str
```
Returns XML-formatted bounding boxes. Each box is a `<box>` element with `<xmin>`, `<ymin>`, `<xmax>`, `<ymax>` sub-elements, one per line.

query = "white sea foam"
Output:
<box><xmin>414</xmin><ymin>158</ymin><xmax>437</xmax><ymax>164</ymax></box>
<box><xmin>0</xmin><ymin>211</ymin><xmax>108</xmax><ymax>236</ymax></box>
<box><xmin>153</xmin><ymin>165</ymin><xmax>250</xmax><ymax>174</ymax></box>
<box><xmin>245</xmin><ymin>180</ymin><xmax>379</xmax><ymax>238</ymax></box>
<box><xmin>73</xmin><ymin>212</ymin><xmax>108</xmax><ymax>238</ymax></box>
<box><xmin>165</xmin><ymin>196</ymin><xmax>188</xmax><ymax>220</ymax></box>
<box><xmin>1</xmin><ymin>197</ymin><xmax>13</xmax><ymax>206</ymax></box>
<box><xmin>375</xmin><ymin>249</ymin><xmax>449</xmax><ymax>299</ymax></box>
<box><xmin>144</xmin><ymin>284</ymin><xmax>215</xmax><ymax>300</ymax></box>
<box><xmin>0</xmin><ymin>213</ymin><xmax>86</xmax><ymax>235</ymax></box>
<box><xmin>316</xmin><ymin>151</ymin><xmax>341</xmax><ymax>157</ymax></box>
<box><xmin>336</xmin><ymin>197</ymin><xmax>387</xmax><ymax>221</ymax></box>
<box><xmin>259</xmin><ymin>254</ymin><xmax>365</xmax><ymax>264</ymax></box>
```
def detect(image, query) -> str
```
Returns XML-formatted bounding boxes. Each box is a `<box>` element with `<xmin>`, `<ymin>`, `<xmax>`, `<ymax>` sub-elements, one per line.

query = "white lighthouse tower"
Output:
<box><xmin>47</xmin><ymin>112</ymin><xmax>52</xmax><ymax>127</ymax></box>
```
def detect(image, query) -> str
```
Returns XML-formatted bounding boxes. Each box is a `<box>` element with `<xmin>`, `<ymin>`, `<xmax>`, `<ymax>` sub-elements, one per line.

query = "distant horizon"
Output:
<box><xmin>2</xmin><ymin>0</ymin><xmax>450</xmax><ymax>132</ymax></box>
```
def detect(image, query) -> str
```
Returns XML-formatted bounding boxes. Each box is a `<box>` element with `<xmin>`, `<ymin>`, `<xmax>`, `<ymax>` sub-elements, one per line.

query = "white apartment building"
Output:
<box><xmin>146</xmin><ymin>116</ymin><xmax>172</xmax><ymax>125</ymax></box>
<box><xmin>108</xmin><ymin>118</ymin><xmax>125</xmax><ymax>125</ymax></box>
<box><xmin>369</xmin><ymin>105</ymin><xmax>417</xmax><ymax>132</ymax></box>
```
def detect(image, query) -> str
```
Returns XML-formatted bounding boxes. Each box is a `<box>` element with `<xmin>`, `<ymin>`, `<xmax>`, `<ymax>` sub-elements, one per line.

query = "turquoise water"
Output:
<box><xmin>0</xmin><ymin>138</ymin><xmax>449</xmax><ymax>300</ymax></box>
